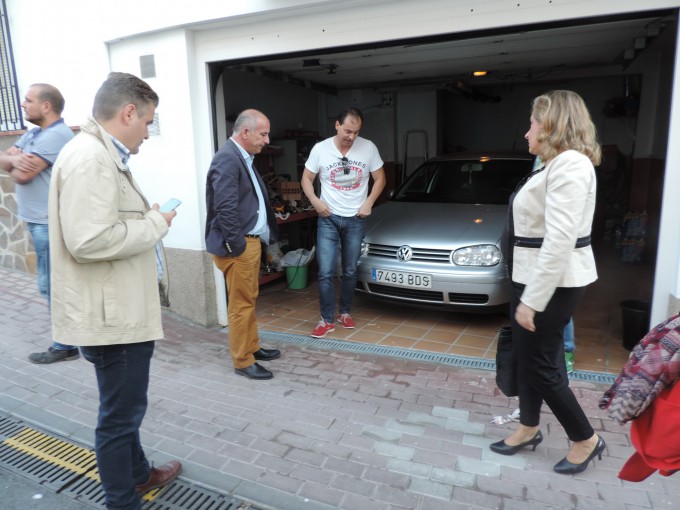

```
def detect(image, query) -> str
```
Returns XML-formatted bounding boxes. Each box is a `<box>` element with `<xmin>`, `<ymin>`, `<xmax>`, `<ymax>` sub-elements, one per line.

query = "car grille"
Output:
<box><xmin>448</xmin><ymin>293</ymin><xmax>489</xmax><ymax>304</ymax></box>
<box><xmin>359</xmin><ymin>283</ymin><xmax>491</xmax><ymax>306</ymax></box>
<box><xmin>366</xmin><ymin>244</ymin><xmax>452</xmax><ymax>263</ymax></box>
<box><xmin>366</xmin><ymin>283</ymin><xmax>444</xmax><ymax>303</ymax></box>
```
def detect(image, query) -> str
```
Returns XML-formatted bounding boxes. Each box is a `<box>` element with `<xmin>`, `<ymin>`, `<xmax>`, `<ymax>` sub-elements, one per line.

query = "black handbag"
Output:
<box><xmin>495</xmin><ymin>326</ymin><xmax>518</xmax><ymax>397</ymax></box>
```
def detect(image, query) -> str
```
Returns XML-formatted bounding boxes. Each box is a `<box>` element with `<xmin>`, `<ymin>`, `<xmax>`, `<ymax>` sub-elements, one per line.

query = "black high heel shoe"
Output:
<box><xmin>489</xmin><ymin>430</ymin><xmax>543</xmax><ymax>456</ymax></box>
<box><xmin>553</xmin><ymin>435</ymin><xmax>606</xmax><ymax>474</ymax></box>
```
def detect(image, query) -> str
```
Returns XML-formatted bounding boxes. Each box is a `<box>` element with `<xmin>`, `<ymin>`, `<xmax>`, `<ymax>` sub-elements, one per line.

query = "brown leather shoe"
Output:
<box><xmin>135</xmin><ymin>460</ymin><xmax>182</xmax><ymax>494</ymax></box>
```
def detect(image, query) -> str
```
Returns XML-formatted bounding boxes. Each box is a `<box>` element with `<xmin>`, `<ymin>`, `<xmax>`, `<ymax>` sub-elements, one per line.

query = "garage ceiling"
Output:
<box><xmin>227</xmin><ymin>13</ymin><xmax>675</xmax><ymax>94</ymax></box>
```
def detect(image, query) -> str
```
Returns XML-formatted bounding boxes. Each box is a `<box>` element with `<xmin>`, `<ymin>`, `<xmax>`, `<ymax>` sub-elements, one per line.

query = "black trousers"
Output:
<box><xmin>511</xmin><ymin>283</ymin><xmax>594</xmax><ymax>441</ymax></box>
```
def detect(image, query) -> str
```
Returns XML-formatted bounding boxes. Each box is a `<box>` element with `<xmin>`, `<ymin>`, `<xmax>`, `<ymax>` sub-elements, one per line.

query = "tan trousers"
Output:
<box><xmin>211</xmin><ymin>237</ymin><xmax>261</xmax><ymax>369</ymax></box>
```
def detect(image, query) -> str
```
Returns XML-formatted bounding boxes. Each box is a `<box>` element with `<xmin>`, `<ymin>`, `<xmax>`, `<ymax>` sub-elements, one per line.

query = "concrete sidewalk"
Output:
<box><xmin>0</xmin><ymin>266</ymin><xmax>676</xmax><ymax>510</ymax></box>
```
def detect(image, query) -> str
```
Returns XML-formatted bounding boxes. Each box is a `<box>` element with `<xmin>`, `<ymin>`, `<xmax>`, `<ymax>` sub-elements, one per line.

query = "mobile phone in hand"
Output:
<box><xmin>159</xmin><ymin>198</ymin><xmax>181</xmax><ymax>212</ymax></box>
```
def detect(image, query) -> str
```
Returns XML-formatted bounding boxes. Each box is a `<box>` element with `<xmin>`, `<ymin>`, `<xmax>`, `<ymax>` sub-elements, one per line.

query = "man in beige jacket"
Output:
<box><xmin>48</xmin><ymin>73</ymin><xmax>181</xmax><ymax>510</ymax></box>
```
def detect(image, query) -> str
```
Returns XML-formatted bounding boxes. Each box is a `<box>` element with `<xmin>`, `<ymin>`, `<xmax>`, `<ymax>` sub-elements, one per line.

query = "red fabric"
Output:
<box><xmin>619</xmin><ymin>382</ymin><xmax>680</xmax><ymax>482</ymax></box>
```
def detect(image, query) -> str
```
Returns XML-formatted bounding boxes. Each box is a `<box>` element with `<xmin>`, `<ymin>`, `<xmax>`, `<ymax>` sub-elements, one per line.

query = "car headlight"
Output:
<box><xmin>452</xmin><ymin>245</ymin><xmax>501</xmax><ymax>266</ymax></box>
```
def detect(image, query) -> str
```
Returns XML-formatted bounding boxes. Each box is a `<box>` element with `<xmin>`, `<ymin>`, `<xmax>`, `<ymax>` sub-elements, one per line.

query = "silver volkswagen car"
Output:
<box><xmin>356</xmin><ymin>153</ymin><xmax>534</xmax><ymax>311</ymax></box>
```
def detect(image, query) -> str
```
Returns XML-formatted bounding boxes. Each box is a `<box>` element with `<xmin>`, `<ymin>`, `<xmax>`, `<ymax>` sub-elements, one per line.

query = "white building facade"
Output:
<box><xmin>3</xmin><ymin>0</ymin><xmax>680</xmax><ymax>327</ymax></box>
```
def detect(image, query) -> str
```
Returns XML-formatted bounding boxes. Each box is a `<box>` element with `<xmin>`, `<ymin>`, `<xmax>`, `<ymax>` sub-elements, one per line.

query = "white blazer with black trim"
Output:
<box><xmin>511</xmin><ymin>149</ymin><xmax>598</xmax><ymax>312</ymax></box>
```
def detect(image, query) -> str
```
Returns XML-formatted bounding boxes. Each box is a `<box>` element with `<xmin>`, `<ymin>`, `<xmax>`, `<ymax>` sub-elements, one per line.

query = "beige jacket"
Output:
<box><xmin>511</xmin><ymin>149</ymin><xmax>598</xmax><ymax>312</ymax></box>
<box><xmin>48</xmin><ymin>116</ymin><xmax>169</xmax><ymax>346</ymax></box>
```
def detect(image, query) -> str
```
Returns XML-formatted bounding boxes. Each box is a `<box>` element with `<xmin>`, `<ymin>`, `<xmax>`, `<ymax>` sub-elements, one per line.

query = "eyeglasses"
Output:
<box><xmin>341</xmin><ymin>157</ymin><xmax>350</xmax><ymax>175</ymax></box>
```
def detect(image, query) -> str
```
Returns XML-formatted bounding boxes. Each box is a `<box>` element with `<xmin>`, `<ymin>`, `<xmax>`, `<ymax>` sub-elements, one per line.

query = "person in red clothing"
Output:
<box><xmin>618</xmin><ymin>382</ymin><xmax>680</xmax><ymax>481</ymax></box>
<box><xmin>599</xmin><ymin>312</ymin><xmax>680</xmax><ymax>481</ymax></box>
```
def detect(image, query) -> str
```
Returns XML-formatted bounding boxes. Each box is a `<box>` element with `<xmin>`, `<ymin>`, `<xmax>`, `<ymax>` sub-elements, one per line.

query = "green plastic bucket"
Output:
<box><xmin>285</xmin><ymin>265</ymin><xmax>308</xmax><ymax>289</ymax></box>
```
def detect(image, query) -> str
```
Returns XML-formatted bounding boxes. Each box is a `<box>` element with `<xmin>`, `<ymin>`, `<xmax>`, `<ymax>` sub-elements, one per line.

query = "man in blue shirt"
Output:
<box><xmin>0</xmin><ymin>83</ymin><xmax>78</xmax><ymax>363</ymax></box>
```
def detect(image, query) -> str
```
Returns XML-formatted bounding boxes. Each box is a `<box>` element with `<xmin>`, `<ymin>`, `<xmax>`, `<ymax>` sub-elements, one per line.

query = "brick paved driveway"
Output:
<box><xmin>0</xmin><ymin>266</ymin><xmax>676</xmax><ymax>510</ymax></box>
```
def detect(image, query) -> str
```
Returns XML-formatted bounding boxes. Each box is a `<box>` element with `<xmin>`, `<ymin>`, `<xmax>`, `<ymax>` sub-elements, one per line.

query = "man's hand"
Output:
<box><xmin>357</xmin><ymin>203</ymin><xmax>373</xmax><ymax>218</ymax></box>
<box><xmin>6</xmin><ymin>153</ymin><xmax>49</xmax><ymax>184</ymax></box>
<box><xmin>300</xmin><ymin>168</ymin><xmax>331</xmax><ymax>216</ymax></box>
<box><xmin>152</xmin><ymin>203</ymin><xmax>177</xmax><ymax>226</ymax></box>
<box><xmin>14</xmin><ymin>153</ymin><xmax>43</xmax><ymax>174</ymax></box>
<box><xmin>313</xmin><ymin>199</ymin><xmax>331</xmax><ymax>217</ymax></box>
<box><xmin>515</xmin><ymin>301</ymin><xmax>536</xmax><ymax>332</ymax></box>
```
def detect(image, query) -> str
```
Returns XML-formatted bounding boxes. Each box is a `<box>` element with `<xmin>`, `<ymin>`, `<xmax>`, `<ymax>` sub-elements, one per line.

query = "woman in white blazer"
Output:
<box><xmin>490</xmin><ymin>90</ymin><xmax>605</xmax><ymax>475</ymax></box>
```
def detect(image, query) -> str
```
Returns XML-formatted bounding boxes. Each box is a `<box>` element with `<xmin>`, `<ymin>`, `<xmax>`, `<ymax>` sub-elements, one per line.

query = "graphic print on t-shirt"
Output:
<box><xmin>330</xmin><ymin>158</ymin><xmax>364</xmax><ymax>190</ymax></box>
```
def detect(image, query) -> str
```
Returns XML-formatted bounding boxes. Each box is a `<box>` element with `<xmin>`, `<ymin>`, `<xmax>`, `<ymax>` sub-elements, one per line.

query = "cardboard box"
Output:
<box><xmin>278</xmin><ymin>181</ymin><xmax>302</xmax><ymax>201</ymax></box>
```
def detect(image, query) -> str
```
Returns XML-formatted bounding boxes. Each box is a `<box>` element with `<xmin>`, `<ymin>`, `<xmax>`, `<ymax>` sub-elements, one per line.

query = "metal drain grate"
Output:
<box><xmin>0</xmin><ymin>425</ymin><xmax>98</xmax><ymax>491</ymax></box>
<box><xmin>228</xmin><ymin>328</ymin><xmax>616</xmax><ymax>385</ymax></box>
<box><xmin>58</xmin><ymin>477</ymin><xmax>249</xmax><ymax>509</ymax></box>
<box><xmin>0</xmin><ymin>415</ymin><xmax>261</xmax><ymax>509</ymax></box>
<box><xmin>138</xmin><ymin>481</ymin><xmax>248</xmax><ymax>509</ymax></box>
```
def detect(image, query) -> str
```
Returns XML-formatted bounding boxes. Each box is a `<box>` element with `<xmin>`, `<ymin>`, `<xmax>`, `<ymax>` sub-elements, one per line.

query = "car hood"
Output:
<box><xmin>365</xmin><ymin>202</ymin><xmax>508</xmax><ymax>248</ymax></box>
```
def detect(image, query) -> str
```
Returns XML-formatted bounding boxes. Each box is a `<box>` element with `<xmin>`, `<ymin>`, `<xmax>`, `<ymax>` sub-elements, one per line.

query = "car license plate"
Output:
<box><xmin>371</xmin><ymin>268</ymin><xmax>432</xmax><ymax>288</ymax></box>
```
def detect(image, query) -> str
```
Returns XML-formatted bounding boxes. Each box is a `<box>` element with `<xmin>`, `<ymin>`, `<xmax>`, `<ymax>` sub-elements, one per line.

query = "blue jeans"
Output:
<box><xmin>563</xmin><ymin>317</ymin><xmax>575</xmax><ymax>353</ymax></box>
<box><xmin>27</xmin><ymin>222</ymin><xmax>76</xmax><ymax>351</ymax></box>
<box><xmin>80</xmin><ymin>342</ymin><xmax>154</xmax><ymax>510</ymax></box>
<box><xmin>316</xmin><ymin>214</ymin><xmax>365</xmax><ymax>323</ymax></box>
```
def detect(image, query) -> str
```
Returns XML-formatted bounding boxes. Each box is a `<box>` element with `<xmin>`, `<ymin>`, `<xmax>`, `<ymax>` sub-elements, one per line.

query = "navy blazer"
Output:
<box><xmin>205</xmin><ymin>139</ymin><xmax>278</xmax><ymax>257</ymax></box>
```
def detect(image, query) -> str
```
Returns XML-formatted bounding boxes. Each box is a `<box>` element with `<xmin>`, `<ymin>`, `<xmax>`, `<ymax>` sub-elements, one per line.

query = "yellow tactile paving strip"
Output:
<box><xmin>0</xmin><ymin>425</ymin><xmax>162</xmax><ymax>502</ymax></box>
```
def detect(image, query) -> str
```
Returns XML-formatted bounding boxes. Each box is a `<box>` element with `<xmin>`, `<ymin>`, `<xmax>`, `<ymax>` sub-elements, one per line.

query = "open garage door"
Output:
<box><xmin>206</xmin><ymin>9</ymin><xmax>676</xmax><ymax>363</ymax></box>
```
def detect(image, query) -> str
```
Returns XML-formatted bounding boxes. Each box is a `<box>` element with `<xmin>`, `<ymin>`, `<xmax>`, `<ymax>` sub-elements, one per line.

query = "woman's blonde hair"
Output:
<box><xmin>532</xmin><ymin>90</ymin><xmax>601</xmax><ymax>165</ymax></box>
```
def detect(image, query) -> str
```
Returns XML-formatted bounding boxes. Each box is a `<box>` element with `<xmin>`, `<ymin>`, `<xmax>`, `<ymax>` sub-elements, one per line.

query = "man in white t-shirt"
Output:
<box><xmin>301</xmin><ymin>108</ymin><xmax>386</xmax><ymax>338</ymax></box>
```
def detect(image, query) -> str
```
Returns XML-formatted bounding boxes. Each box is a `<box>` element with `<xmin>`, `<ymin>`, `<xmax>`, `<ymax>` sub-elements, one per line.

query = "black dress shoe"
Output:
<box><xmin>234</xmin><ymin>362</ymin><xmax>273</xmax><ymax>380</ymax></box>
<box><xmin>553</xmin><ymin>435</ymin><xmax>606</xmax><ymax>474</ymax></box>
<box><xmin>489</xmin><ymin>430</ymin><xmax>543</xmax><ymax>456</ymax></box>
<box><xmin>253</xmin><ymin>348</ymin><xmax>281</xmax><ymax>361</ymax></box>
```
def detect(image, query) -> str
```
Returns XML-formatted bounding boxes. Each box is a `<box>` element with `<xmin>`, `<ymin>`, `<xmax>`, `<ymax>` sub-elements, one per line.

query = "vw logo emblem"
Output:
<box><xmin>397</xmin><ymin>245</ymin><xmax>413</xmax><ymax>262</ymax></box>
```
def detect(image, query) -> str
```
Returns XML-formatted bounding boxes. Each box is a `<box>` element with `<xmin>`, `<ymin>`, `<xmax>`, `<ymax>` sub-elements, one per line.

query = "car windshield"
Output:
<box><xmin>394</xmin><ymin>158</ymin><xmax>533</xmax><ymax>205</ymax></box>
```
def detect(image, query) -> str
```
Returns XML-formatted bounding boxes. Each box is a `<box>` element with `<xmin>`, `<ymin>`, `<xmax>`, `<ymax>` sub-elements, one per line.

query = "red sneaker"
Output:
<box><xmin>311</xmin><ymin>320</ymin><xmax>336</xmax><ymax>338</ymax></box>
<box><xmin>337</xmin><ymin>314</ymin><xmax>356</xmax><ymax>329</ymax></box>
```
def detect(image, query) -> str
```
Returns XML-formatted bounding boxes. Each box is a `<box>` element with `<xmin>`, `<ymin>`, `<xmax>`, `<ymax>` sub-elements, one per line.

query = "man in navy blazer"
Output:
<box><xmin>206</xmin><ymin>109</ymin><xmax>280</xmax><ymax>379</ymax></box>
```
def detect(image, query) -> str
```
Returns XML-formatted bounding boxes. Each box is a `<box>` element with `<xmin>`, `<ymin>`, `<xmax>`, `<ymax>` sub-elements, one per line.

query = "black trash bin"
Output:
<box><xmin>620</xmin><ymin>300</ymin><xmax>651</xmax><ymax>350</ymax></box>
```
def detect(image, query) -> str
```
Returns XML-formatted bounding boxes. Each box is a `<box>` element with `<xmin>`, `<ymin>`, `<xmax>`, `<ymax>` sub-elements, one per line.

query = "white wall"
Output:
<box><xmin>5</xmin><ymin>0</ymin><xmax>340</xmax><ymax>127</ymax></box>
<box><xmin>106</xmin><ymin>29</ymin><xmax>203</xmax><ymax>250</ymax></box>
<box><xmin>653</xmin><ymin>25</ymin><xmax>680</xmax><ymax>324</ymax></box>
